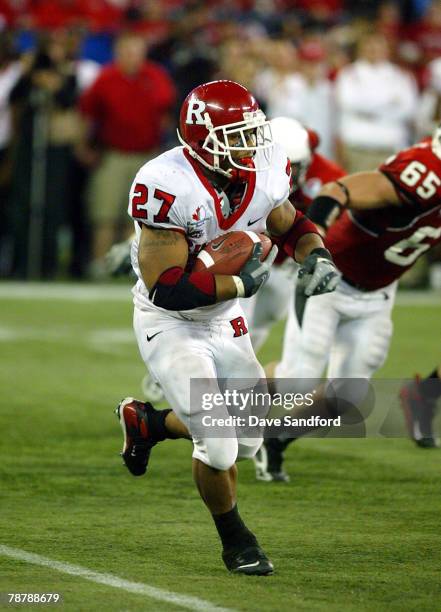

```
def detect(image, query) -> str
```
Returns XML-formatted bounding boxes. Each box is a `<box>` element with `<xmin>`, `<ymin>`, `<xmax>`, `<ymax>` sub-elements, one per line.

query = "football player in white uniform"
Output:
<box><xmin>115</xmin><ymin>80</ymin><xmax>339</xmax><ymax>575</ymax></box>
<box><xmin>106</xmin><ymin>118</ymin><xmax>341</xmax><ymax>403</ymax></box>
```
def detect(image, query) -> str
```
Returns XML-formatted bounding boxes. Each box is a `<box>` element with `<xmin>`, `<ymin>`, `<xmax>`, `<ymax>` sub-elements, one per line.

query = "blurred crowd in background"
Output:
<box><xmin>1</xmin><ymin>0</ymin><xmax>441</xmax><ymax>284</ymax></box>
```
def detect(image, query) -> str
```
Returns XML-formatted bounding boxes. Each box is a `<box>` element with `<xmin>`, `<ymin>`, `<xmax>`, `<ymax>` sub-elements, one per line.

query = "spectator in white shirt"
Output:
<box><xmin>253</xmin><ymin>39</ymin><xmax>298</xmax><ymax>110</ymax></box>
<box><xmin>335</xmin><ymin>32</ymin><xmax>418</xmax><ymax>172</ymax></box>
<box><xmin>416</xmin><ymin>56</ymin><xmax>441</xmax><ymax>139</ymax></box>
<box><xmin>295</xmin><ymin>40</ymin><xmax>336</xmax><ymax>159</ymax></box>
<box><xmin>254</xmin><ymin>39</ymin><xmax>335</xmax><ymax>159</ymax></box>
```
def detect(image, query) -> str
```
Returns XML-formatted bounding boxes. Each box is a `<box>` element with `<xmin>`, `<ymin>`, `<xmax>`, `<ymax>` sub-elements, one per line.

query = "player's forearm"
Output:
<box><xmin>307</xmin><ymin>173</ymin><xmax>401</xmax><ymax>230</ymax></box>
<box><xmin>272</xmin><ymin>210</ymin><xmax>323</xmax><ymax>263</ymax></box>
<box><xmin>306</xmin><ymin>182</ymin><xmax>347</xmax><ymax>230</ymax></box>
<box><xmin>294</xmin><ymin>233</ymin><xmax>325</xmax><ymax>263</ymax></box>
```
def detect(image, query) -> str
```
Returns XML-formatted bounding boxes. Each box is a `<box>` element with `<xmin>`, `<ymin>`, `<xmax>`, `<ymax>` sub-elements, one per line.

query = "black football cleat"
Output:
<box><xmin>399</xmin><ymin>377</ymin><xmax>440</xmax><ymax>448</ymax></box>
<box><xmin>222</xmin><ymin>545</ymin><xmax>274</xmax><ymax>576</ymax></box>
<box><xmin>116</xmin><ymin>397</ymin><xmax>158</xmax><ymax>475</ymax></box>
<box><xmin>253</xmin><ymin>438</ymin><xmax>291</xmax><ymax>482</ymax></box>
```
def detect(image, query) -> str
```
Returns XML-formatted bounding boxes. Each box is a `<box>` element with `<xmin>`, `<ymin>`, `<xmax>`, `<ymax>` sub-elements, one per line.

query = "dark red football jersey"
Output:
<box><xmin>275</xmin><ymin>153</ymin><xmax>346</xmax><ymax>264</ymax></box>
<box><xmin>325</xmin><ymin>141</ymin><xmax>441</xmax><ymax>290</ymax></box>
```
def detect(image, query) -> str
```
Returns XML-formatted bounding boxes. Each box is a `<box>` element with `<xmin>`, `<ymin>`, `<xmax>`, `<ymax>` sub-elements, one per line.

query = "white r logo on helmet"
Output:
<box><xmin>186</xmin><ymin>100</ymin><xmax>206</xmax><ymax>125</ymax></box>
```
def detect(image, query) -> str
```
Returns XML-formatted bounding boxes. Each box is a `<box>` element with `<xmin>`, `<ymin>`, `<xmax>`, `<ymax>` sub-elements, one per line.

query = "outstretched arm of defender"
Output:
<box><xmin>307</xmin><ymin>171</ymin><xmax>401</xmax><ymax>231</ymax></box>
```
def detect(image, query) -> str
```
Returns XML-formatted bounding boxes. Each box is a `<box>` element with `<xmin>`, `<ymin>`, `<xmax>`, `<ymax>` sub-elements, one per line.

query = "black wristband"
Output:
<box><xmin>239</xmin><ymin>271</ymin><xmax>260</xmax><ymax>297</ymax></box>
<box><xmin>310</xmin><ymin>247</ymin><xmax>333</xmax><ymax>261</ymax></box>
<box><xmin>306</xmin><ymin>195</ymin><xmax>343</xmax><ymax>228</ymax></box>
<box><xmin>239</xmin><ymin>272</ymin><xmax>253</xmax><ymax>297</ymax></box>
<box><xmin>335</xmin><ymin>181</ymin><xmax>350</xmax><ymax>203</ymax></box>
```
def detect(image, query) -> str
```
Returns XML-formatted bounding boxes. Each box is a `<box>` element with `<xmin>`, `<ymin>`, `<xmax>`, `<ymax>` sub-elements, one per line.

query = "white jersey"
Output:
<box><xmin>128</xmin><ymin>144</ymin><xmax>290</xmax><ymax>320</ymax></box>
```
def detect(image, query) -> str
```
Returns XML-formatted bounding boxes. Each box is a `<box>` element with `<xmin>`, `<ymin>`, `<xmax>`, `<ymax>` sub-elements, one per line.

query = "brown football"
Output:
<box><xmin>193</xmin><ymin>231</ymin><xmax>272</xmax><ymax>275</ymax></box>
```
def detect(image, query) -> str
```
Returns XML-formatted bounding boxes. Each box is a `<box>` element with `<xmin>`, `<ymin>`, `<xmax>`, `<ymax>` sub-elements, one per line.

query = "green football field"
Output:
<box><xmin>0</xmin><ymin>283</ymin><xmax>440</xmax><ymax>612</ymax></box>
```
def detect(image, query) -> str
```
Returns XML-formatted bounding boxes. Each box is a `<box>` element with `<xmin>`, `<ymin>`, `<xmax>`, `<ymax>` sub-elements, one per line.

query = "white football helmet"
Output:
<box><xmin>270</xmin><ymin>117</ymin><xmax>312</xmax><ymax>188</ymax></box>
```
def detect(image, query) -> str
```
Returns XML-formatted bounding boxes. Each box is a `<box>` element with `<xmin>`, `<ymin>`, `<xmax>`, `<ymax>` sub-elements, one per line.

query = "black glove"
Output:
<box><xmin>238</xmin><ymin>243</ymin><xmax>279</xmax><ymax>297</ymax></box>
<box><xmin>298</xmin><ymin>248</ymin><xmax>340</xmax><ymax>296</ymax></box>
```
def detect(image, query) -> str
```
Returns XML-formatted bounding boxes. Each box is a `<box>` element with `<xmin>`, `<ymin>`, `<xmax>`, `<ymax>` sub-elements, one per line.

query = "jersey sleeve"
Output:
<box><xmin>379</xmin><ymin>144</ymin><xmax>441</xmax><ymax>209</ymax></box>
<box><xmin>268</xmin><ymin>143</ymin><xmax>292</xmax><ymax>209</ymax></box>
<box><xmin>127</xmin><ymin>162</ymin><xmax>190</xmax><ymax>233</ymax></box>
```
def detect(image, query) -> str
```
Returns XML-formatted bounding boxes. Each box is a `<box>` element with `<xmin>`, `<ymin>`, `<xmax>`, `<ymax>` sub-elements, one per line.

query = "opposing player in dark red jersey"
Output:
<box><xmin>257</xmin><ymin>128</ymin><xmax>441</xmax><ymax>481</ymax></box>
<box><xmin>242</xmin><ymin>117</ymin><xmax>346</xmax><ymax>354</ymax></box>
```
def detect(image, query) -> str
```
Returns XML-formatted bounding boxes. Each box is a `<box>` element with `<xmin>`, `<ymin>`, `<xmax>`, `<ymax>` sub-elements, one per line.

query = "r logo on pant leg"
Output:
<box><xmin>230</xmin><ymin>316</ymin><xmax>248</xmax><ymax>337</ymax></box>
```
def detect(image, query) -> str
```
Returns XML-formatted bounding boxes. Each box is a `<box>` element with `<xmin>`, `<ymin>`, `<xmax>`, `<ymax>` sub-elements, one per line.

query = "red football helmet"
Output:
<box><xmin>177</xmin><ymin>80</ymin><xmax>273</xmax><ymax>177</ymax></box>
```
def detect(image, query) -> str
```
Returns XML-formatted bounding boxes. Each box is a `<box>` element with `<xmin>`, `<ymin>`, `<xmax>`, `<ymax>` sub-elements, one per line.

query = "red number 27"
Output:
<box><xmin>131</xmin><ymin>183</ymin><xmax>176</xmax><ymax>223</ymax></box>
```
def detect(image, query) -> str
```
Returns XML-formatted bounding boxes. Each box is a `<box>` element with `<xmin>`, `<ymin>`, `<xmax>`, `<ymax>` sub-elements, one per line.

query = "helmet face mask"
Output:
<box><xmin>202</xmin><ymin>110</ymin><xmax>273</xmax><ymax>172</ymax></box>
<box><xmin>178</xmin><ymin>81</ymin><xmax>273</xmax><ymax>177</ymax></box>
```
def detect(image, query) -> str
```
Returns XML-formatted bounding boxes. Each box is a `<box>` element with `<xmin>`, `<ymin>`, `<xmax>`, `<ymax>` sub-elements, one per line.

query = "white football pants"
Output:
<box><xmin>275</xmin><ymin>278</ymin><xmax>397</xmax><ymax>381</ymax></box>
<box><xmin>134</xmin><ymin>302</ymin><xmax>264</xmax><ymax>470</ymax></box>
<box><xmin>240</xmin><ymin>261</ymin><xmax>297</xmax><ymax>352</ymax></box>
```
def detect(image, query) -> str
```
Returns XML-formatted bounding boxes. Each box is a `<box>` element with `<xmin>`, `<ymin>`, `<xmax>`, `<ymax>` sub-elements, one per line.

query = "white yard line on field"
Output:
<box><xmin>0</xmin><ymin>282</ymin><xmax>440</xmax><ymax>305</ymax></box>
<box><xmin>0</xmin><ymin>325</ymin><xmax>134</xmax><ymax>353</ymax></box>
<box><xmin>0</xmin><ymin>282</ymin><xmax>131</xmax><ymax>301</ymax></box>
<box><xmin>0</xmin><ymin>545</ymin><xmax>237</xmax><ymax>612</ymax></box>
<box><xmin>396</xmin><ymin>290</ymin><xmax>441</xmax><ymax>306</ymax></box>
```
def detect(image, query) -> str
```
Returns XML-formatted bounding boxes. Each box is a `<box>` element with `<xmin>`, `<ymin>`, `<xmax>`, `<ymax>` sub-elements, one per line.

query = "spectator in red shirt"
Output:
<box><xmin>78</xmin><ymin>31</ymin><xmax>175</xmax><ymax>276</ymax></box>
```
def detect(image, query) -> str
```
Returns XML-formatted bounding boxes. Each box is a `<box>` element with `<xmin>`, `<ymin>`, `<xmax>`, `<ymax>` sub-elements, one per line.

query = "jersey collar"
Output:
<box><xmin>183</xmin><ymin>149</ymin><xmax>256</xmax><ymax>230</ymax></box>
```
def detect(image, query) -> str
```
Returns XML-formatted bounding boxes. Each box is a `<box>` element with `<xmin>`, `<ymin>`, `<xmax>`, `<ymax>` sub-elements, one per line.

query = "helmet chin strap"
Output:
<box><xmin>229</xmin><ymin>157</ymin><xmax>254</xmax><ymax>182</ymax></box>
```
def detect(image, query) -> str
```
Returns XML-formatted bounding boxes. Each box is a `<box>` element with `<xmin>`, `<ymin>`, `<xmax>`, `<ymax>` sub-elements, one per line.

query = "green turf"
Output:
<box><xmin>0</xmin><ymin>287</ymin><xmax>440</xmax><ymax>611</ymax></box>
